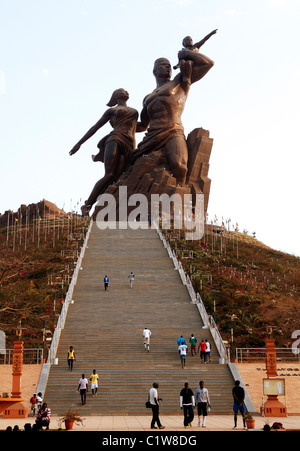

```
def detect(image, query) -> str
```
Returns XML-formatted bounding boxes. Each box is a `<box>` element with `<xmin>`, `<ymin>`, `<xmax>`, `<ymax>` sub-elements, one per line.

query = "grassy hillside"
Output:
<box><xmin>1</xmin><ymin>215</ymin><xmax>299</xmax><ymax>354</ymax></box>
<box><xmin>163</xmin><ymin>226</ymin><xmax>300</xmax><ymax>349</ymax></box>
<box><xmin>0</xmin><ymin>215</ymin><xmax>90</xmax><ymax>351</ymax></box>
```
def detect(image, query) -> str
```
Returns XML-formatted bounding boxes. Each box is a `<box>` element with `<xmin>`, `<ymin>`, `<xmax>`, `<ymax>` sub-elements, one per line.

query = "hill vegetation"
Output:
<box><xmin>0</xmin><ymin>214</ymin><xmax>90</xmax><ymax>351</ymax></box>
<box><xmin>163</xmin><ymin>225</ymin><xmax>300</xmax><ymax>350</ymax></box>
<box><xmin>0</xmin><ymin>211</ymin><xmax>299</xmax><ymax>354</ymax></box>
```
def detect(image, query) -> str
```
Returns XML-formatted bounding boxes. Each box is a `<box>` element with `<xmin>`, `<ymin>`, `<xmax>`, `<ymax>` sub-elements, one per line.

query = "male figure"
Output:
<box><xmin>128</xmin><ymin>272</ymin><xmax>135</xmax><ymax>288</ymax></box>
<box><xmin>195</xmin><ymin>380</ymin><xmax>211</xmax><ymax>428</ymax></box>
<box><xmin>104</xmin><ymin>275</ymin><xmax>109</xmax><ymax>291</ymax></box>
<box><xmin>178</xmin><ymin>342</ymin><xmax>188</xmax><ymax>369</ymax></box>
<box><xmin>134</xmin><ymin>50</ymin><xmax>214</xmax><ymax>186</ymax></box>
<box><xmin>90</xmin><ymin>369</ymin><xmax>99</xmax><ymax>397</ymax></box>
<box><xmin>232</xmin><ymin>380</ymin><xmax>246</xmax><ymax>430</ymax></box>
<box><xmin>30</xmin><ymin>393</ymin><xmax>38</xmax><ymax>416</ymax></box>
<box><xmin>36</xmin><ymin>392</ymin><xmax>43</xmax><ymax>413</ymax></box>
<box><xmin>143</xmin><ymin>327</ymin><xmax>152</xmax><ymax>352</ymax></box>
<box><xmin>149</xmin><ymin>383</ymin><xmax>165</xmax><ymax>430</ymax></box>
<box><xmin>189</xmin><ymin>334</ymin><xmax>197</xmax><ymax>356</ymax></box>
<box><xmin>78</xmin><ymin>374</ymin><xmax>89</xmax><ymax>406</ymax></box>
<box><xmin>67</xmin><ymin>346</ymin><xmax>76</xmax><ymax>371</ymax></box>
<box><xmin>205</xmin><ymin>339</ymin><xmax>211</xmax><ymax>363</ymax></box>
<box><xmin>177</xmin><ymin>335</ymin><xmax>187</xmax><ymax>354</ymax></box>
<box><xmin>198</xmin><ymin>339</ymin><xmax>207</xmax><ymax>363</ymax></box>
<box><xmin>180</xmin><ymin>382</ymin><xmax>195</xmax><ymax>428</ymax></box>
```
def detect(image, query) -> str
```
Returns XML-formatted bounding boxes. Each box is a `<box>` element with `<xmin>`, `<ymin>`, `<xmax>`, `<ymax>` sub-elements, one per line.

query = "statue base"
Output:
<box><xmin>92</xmin><ymin>128</ymin><xmax>213</xmax><ymax>221</ymax></box>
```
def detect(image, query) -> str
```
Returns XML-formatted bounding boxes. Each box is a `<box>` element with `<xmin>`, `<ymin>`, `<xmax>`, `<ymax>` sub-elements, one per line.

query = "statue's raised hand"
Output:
<box><xmin>69</xmin><ymin>143</ymin><xmax>81</xmax><ymax>155</ymax></box>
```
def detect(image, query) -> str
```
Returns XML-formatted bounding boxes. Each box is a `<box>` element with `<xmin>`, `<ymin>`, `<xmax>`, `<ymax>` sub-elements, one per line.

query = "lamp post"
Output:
<box><xmin>227</xmin><ymin>314</ymin><xmax>238</xmax><ymax>362</ymax></box>
<box><xmin>42</xmin><ymin>320</ymin><xmax>46</xmax><ymax>361</ymax></box>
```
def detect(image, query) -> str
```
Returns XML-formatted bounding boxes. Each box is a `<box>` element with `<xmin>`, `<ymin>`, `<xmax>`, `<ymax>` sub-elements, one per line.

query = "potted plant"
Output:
<box><xmin>58</xmin><ymin>408</ymin><xmax>85</xmax><ymax>430</ymax></box>
<box><xmin>244</xmin><ymin>413</ymin><xmax>255</xmax><ymax>430</ymax></box>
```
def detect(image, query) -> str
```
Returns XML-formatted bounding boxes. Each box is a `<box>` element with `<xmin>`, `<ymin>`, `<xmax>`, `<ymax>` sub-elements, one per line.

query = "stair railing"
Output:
<box><xmin>153</xmin><ymin>220</ymin><xmax>228</xmax><ymax>362</ymax></box>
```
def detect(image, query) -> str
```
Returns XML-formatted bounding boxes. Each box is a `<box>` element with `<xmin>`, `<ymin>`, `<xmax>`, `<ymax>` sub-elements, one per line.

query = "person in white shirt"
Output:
<box><xmin>148</xmin><ymin>383</ymin><xmax>165</xmax><ymax>429</ymax></box>
<box><xmin>36</xmin><ymin>392</ymin><xmax>43</xmax><ymax>413</ymax></box>
<box><xmin>143</xmin><ymin>327</ymin><xmax>152</xmax><ymax>352</ymax></box>
<box><xmin>195</xmin><ymin>380</ymin><xmax>211</xmax><ymax>427</ymax></box>
<box><xmin>77</xmin><ymin>374</ymin><xmax>89</xmax><ymax>405</ymax></box>
<box><xmin>205</xmin><ymin>339</ymin><xmax>211</xmax><ymax>363</ymax></box>
<box><xmin>128</xmin><ymin>272</ymin><xmax>135</xmax><ymax>288</ymax></box>
<box><xmin>178</xmin><ymin>343</ymin><xmax>188</xmax><ymax>368</ymax></box>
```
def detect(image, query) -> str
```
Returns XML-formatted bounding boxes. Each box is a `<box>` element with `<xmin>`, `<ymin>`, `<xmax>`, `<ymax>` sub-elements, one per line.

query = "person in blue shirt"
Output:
<box><xmin>177</xmin><ymin>336</ymin><xmax>187</xmax><ymax>354</ymax></box>
<box><xmin>104</xmin><ymin>275</ymin><xmax>109</xmax><ymax>291</ymax></box>
<box><xmin>177</xmin><ymin>336</ymin><xmax>187</xmax><ymax>346</ymax></box>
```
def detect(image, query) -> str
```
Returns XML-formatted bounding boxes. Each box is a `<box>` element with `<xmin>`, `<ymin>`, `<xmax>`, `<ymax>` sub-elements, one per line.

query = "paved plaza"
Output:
<box><xmin>1</xmin><ymin>414</ymin><xmax>300</xmax><ymax>431</ymax></box>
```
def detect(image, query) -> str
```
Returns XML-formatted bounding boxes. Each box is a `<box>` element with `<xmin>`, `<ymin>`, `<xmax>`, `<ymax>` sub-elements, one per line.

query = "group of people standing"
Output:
<box><xmin>180</xmin><ymin>381</ymin><xmax>211</xmax><ymax>428</ymax></box>
<box><xmin>149</xmin><ymin>380</ymin><xmax>211</xmax><ymax>430</ymax></box>
<box><xmin>149</xmin><ymin>379</ymin><xmax>247</xmax><ymax>430</ymax></box>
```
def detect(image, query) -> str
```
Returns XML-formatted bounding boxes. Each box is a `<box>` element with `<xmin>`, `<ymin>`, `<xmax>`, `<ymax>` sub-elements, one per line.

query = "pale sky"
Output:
<box><xmin>1</xmin><ymin>0</ymin><xmax>299</xmax><ymax>256</ymax></box>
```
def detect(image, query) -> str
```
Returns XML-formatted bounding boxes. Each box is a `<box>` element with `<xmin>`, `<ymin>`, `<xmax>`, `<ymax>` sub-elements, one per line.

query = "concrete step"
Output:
<box><xmin>44</xmin><ymin>225</ymin><xmax>235</xmax><ymax>415</ymax></box>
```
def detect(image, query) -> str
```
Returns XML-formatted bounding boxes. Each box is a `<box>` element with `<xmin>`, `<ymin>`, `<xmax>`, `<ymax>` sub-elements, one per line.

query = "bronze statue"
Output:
<box><xmin>173</xmin><ymin>30</ymin><xmax>217</xmax><ymax>85</ymax></box>
<box><xmin>69</xmin><ymin>89</ymin><xmax>138</xmax><ymax>216</ymax></box>
<box><xmin>133</xmin><ymin>42</ymin><xmax>215</xmax><ymax>186</ymax></box>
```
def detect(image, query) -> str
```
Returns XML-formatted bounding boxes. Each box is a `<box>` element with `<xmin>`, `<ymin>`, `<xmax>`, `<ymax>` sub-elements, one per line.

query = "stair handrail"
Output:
<box><xmin>186</xmin><ymin>274</ymin><xmax>197</xmax><ymax>302</ymax></box>
<box><xmin>47</xmin><ymin>219</ymin><xmax>93</xmax><ymax>364</ymax></box>
<box><xmin>196</xmin><ymin>293</ymin><xmax>228</xmax><ymax>361</ymax></box>
<box><xmin>152</xmin><ymin>220</ymin><xmax>228</xmax><ymax>362</ymax></box>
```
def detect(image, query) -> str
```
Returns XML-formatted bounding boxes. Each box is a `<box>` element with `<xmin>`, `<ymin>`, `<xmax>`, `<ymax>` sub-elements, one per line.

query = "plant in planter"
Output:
<box><xmin>58</xmin><ymin>408</ymin><xmax>85</xmax><ymax>430</ymax></box>
<box><xmin>244</xmin><ymin>413</ymin><xmax>255</xmax><ymax>430</ymax></box>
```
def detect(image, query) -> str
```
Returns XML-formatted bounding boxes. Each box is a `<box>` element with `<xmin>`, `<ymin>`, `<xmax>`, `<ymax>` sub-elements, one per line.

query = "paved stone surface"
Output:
<box><xmin>1</xmin><ymin>414</ymin><xmax>300</xmax><ymax>431</ymax></box>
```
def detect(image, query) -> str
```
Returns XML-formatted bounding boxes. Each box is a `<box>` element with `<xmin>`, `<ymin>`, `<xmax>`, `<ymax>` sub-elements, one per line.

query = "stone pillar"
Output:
<box><xmin>265</xmin><ymin>339</ymin><xmax>277</xmax><ymax>378</ymax></box>
<box><xmin>11</xmin><ymin>341</ymin><xmax>23</xmax><ymax>398</ymax></box>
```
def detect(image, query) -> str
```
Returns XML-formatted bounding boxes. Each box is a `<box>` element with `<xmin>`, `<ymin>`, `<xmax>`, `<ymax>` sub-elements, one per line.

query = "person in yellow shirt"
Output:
<box><xmin>90</xmin><ymin>369</ymin><xmax>99</xmax><ymax>397</ymax></box>
<box><xmin>67</xmin><ymin>346</ymin><xmax>76</xmax><ymax>371</ymax></box>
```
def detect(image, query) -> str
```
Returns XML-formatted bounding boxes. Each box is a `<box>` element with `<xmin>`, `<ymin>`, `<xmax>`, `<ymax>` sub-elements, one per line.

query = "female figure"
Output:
<box><xmin>70</xmin><ymin>89</ymin><xmax>138</xmax><ymax>216</ymax></box>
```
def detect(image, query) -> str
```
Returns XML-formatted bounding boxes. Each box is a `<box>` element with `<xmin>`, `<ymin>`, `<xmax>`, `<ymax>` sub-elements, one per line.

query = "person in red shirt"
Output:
<box><xmin>30</xmin><ymin>393</ymin><xmax>38</xmax><ymax>415</ymax></box>
<box><xmin>198</xmin><ymin>339</ymin><xmax>207</xmax><ymax>363</ymax></box>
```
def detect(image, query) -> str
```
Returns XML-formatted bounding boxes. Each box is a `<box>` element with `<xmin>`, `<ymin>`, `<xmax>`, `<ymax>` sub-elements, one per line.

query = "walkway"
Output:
<box><xmin>1</xmin><ymin>415</ymin><xmax>299</xmax><ymax>431</ymax></box>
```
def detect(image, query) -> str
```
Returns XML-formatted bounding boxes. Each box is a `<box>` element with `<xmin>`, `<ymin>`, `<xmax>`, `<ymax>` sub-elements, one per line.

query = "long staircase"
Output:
<box><xmin>44</xmin><ymin>224</ymin><xmax>236</xmax><ymax>415</ymax></box>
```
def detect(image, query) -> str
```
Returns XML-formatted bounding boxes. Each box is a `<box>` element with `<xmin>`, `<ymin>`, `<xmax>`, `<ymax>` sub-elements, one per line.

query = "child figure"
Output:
<box><xmin>174</xmin><ymin>29</ymin><xmax>217</xmax><ymax>84</ymax></box>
